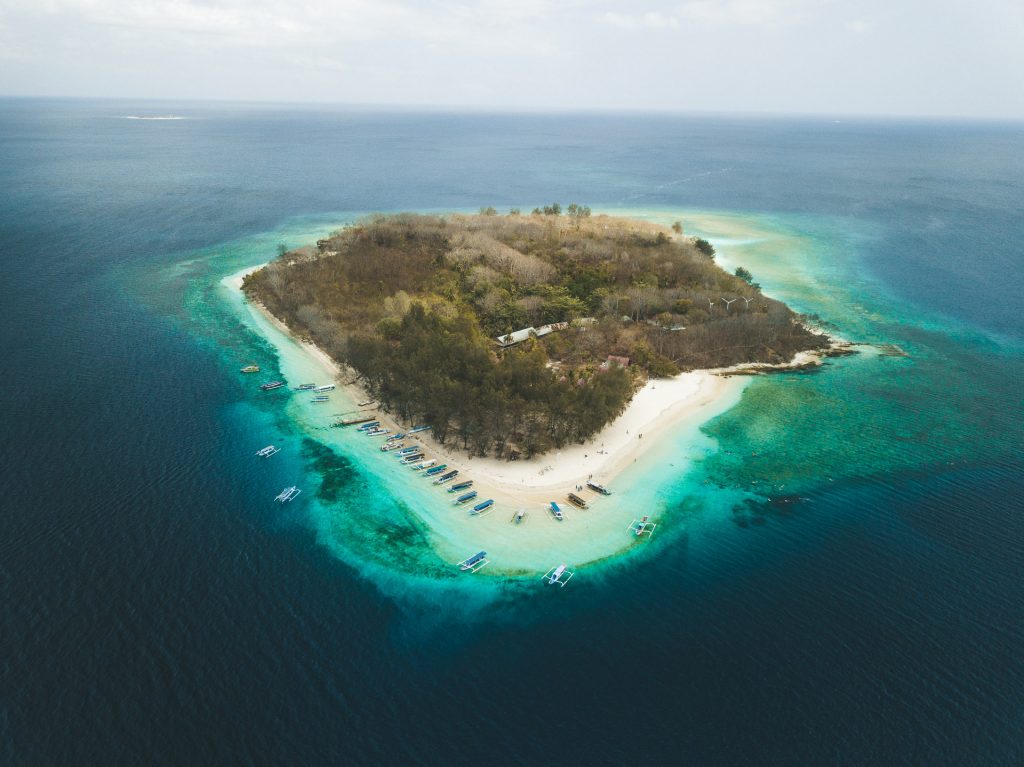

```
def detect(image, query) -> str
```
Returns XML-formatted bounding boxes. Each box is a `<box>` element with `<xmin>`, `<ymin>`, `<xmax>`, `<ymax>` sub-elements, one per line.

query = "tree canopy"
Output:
<box><xmin>243</xmin><ymin>210</ymin><xmax>828</xmax><ymax>457</ymax></box>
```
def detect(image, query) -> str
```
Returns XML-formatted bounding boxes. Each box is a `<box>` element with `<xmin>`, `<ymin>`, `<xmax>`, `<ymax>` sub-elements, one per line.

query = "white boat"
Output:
<box><xmin>314</xmin><ymin>384</ymin><xmax>336</xmax><ymax>392</ymax></box>
<box><xmin>275</xmin><ymin>486</ymin><xmax>301</xmax><ymax>503</ymax></box>
<box><xmin>410</xmin><ymin>459</ymin><xmax>436</xmax><ymax>471</ymax></box>
<box><xmin>542</xmin><ymin>564</ymin><xmax>574</xmax><ymax>587</ymax></box>
<box><xmin>457</xmin><ymin>551</ymin><xmax>489</xmax><ymax>573</ymax></box>
<box><xmin>255</xmin><ymin>445</ymin><xmax>280</xmax><ymax>458</ymax></box>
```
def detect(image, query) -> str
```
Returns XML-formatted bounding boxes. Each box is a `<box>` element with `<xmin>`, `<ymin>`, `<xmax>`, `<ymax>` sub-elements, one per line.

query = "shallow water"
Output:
<box><xmin>3</xmin><ymin>101</ymin><xmax>1022</xmax><ymax>765</ymax></box>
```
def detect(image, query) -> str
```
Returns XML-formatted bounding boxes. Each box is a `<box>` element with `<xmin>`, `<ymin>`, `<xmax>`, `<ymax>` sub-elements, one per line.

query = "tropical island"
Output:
<box><xmin>243</xmin><ymin>209</ymin><xmax>829</xmax><ymax>460</ymax></box>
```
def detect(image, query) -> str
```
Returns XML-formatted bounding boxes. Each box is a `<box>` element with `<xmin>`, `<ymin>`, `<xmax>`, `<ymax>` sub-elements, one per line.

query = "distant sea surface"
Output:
<box><xmin>2</xmin><ymin>100</ymin><xmax>1023</xmax><ymax>766</ymax></box>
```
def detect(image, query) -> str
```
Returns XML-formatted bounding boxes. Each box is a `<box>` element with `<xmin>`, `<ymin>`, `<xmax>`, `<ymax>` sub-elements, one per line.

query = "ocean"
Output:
<box><xmin>2</xmin><ymin>99</ymin><xmax>1022</xmax><ymax>765</ymax></box>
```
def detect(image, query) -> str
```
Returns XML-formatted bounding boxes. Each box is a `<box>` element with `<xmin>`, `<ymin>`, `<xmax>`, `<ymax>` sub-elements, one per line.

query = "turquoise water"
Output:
<box><xmin>162</xmin><ymin>205</ymin><xmax>1023</xmax><ymax>602</ymax></box>
<box><xmin>4</xmin><ymin>102</ymin><xmax>1023</xmax><ymax>764</ymax></box>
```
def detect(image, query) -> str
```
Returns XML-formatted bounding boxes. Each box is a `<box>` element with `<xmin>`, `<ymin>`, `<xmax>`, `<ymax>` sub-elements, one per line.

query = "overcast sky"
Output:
<box><xmin>1</xmin><ymin>0</ymin><xmax>1022</xmax><ymax>118</ymax></box>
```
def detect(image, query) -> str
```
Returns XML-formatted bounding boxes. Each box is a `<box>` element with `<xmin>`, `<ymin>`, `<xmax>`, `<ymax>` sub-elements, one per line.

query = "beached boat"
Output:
<box><xmin>240</xmin><ymin>365</ymin><xmax>260</xmax><ymax>373</ymax></box>
<box><xmin>567</xmin><ymin>492</ymin><xmax>588</xmax><ymax>509</ymax></box>
<box><xmin>513</xmin><ymin>509</ymin><xmax>527</xmax><ymax>524</ymax></box>
<box><xmin>448</xmin><ymin>480</ymin><xmax>473</xmax><ymax>492</ymax></box>
<box><xmin>358</xmin><ymin>400</ymin><xmax>375</xmax><ymax>407</ymax></box>
<box><xmin>365</xmin><ymin>428</ymin><xmax>389</xmax><ymax>437</ymax></box>
<box><xmin>314</xmin><ymin>384</ymin><xmax>335</xmax><ymax>392</ymax></box>
<box><xmin>274</xmin><ymin>486</ymin><xmax>301</xmax><ymax>503</ymax></box>
<box><xmin>548</xmin><ymin>501</ymin><xmax>564</xmax><ymax>521</ymax></box>
<box><xmin>395</xmin><ymin>446</ymin><xmax>420</xmax><ymax>455</ymax></box>
<box><xmin>386</xmin><ymin>433</ymin><xmax>406</xmax><ymax>442</ymax></box>
<box><xmin>454</xmin><ymin>491</ymin><xmax>478</xmax><ymax>505</ymax></box>
<box><xmin>407</xmin><ymin>425</ymin><xmax>430</xmax><ymax>434</ymax></box>
<box><xmin>401</xmin><ymin>453</ymin><xmax>425</xmax><ymax>464</ymax></box>
<box><xmin>433</xmin><ymin>470</ymin><xmax>459</xmax><ymax>485</ymax></box>
<box><xmin>470</xmin><ymin>499</ymin><xmax>495</xmax><ymax>515</ymax></box>
<box><xmin>356</xmin><ymin>421</ymin><xmax>380</xmax><ymax>431</ymax></box>
<box><xmin>260</xmin><ymin>381</ymin><xmax>285</xmax><ymax>391</ymax></box>
<box><xmin>294</xmin><ymin>383</ymin><xmax>316</xmax><ymax>390</ymax></box>
<box><xmin>255</xmin><ymin>445</ymin><xmax>280</xmax><ymax>457</ymax></box>
<box><xmin>458</xmin><ymin>551</ymin><xmax>489</xmax><ymax>573</ymax></box>
<box><xmin>423</xmin><ymin>464</ymin><xmax>448</xmax><ymax>476</ymax></box>
<box><xmin>586</xmin><ymin>481</ymin><xmax>612</xmax><ymax>496</ymax></box>
<box><xmin>380</xmin><ymin>442</ymin><xmax>404</xmax><ymax>452</ymax></box>
<box><xmin>410</xmin><ymin>459</ymin><xmax>436</xmax><ymax>471</ymax></box>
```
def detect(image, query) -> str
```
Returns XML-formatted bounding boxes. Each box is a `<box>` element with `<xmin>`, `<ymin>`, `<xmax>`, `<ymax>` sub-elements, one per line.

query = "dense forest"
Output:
<box><xmin>243</xmin><ymin>210</ymin><xmax>828</xmax><ymax>457</ymax></box>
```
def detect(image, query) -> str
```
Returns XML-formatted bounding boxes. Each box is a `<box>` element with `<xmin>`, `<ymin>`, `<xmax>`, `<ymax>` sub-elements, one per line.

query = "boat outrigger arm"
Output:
<box><xmin>542</xmin><ymin>564</ymin><xmax>575</xmax><ymax>587</ymax></box>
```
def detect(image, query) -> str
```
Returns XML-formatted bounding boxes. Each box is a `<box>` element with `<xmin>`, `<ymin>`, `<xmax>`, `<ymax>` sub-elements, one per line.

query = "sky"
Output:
<box><xmin>0</xmin><ymin>0</ymin><xmax>1022</xmax><ymax>118</ymax></box>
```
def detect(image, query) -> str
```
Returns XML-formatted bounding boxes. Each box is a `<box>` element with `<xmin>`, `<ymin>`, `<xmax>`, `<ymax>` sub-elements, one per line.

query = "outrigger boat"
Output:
<box><xmin>395</xmin><ymin>446</ymin><xmax>420</xmax><ymax>455</ymax></box>
<box><xmin>386</xmin><ymin>433</ymin><xmax>406</xmax><ymax>442</ymax></box>
<box><xmin>399</xmin><ymin>452</ymin><xmax>424</xmax><ymax>463</ymax></box>
<box><xmin>457</xmin><ymin>551</ymin><xmax>489</xmax><ymax>573</ymax></box>
<box><xmin>409</xmin><ymin>459</ymin><xmax>436</xmax><ymax>471</ymax></box>
<box><xmin>358</xmin><ymin>400</ymin><xmax>375</xmax><ymax>407</ymax></box>
<box><xmin>433</xmin><ymin>470</ymin><xmax>459</xmax><ymax>485</ymax></box>
<box><xmin>454</xmin><ymin>491</ymin><xmax>478</xmax><ymax>505</ymax></box>
<box><xmin>448</xmin><ymin>480</ymin><xmax>473</xmax><ymax>492</ymax></box>
<box><xmin>294</xmin><ymin>383</ymin><xmax>316</xmax><ymax>391</ymax></box>
<box><xmin>365</xmin><ymin>428</ymin><xmax>389</xmax><ymax>437</ymax></box>
<box><xmin>548</xmin><ymin>501</ymin><xmax>564</xmax><ymax>521</ymax></box>
<box><xmin>470</xmin><ymin>499</ymin><xmax>495</xmax><ymax>516</ymax></box>
<box><xmin>240</xmin><ymin>365</ymin><xmax>260</xmax><ymax>373</ymax></box>
<box><xmin>314</xmin><ymin>384</ymin><xmax>336</xmax><ymax>392</ymax></box>
<box><xmin>380</xmin><ymin>441</ymin><xmax>404</xmax><ymax>452</ymax></box>
<box><xmin>628</xmin><ymin>516</ymin><xmax>657</xmax><ymax>537</ymax></box>
<box><xmin>407</xmin><ymin>425</ymin><xmax>430</xmax><ymax>434</ymax></box>
<box><xmin>260</xmin><ymin>381</ymin><xmax>285</xmax><ymax>391</ymax></box>
<box><xmin>542</xmin><ymin>564</ymin><xmax>574</xmax><ymax>587</ymax></box>
<box><xmin>423</xmin><ymin>464</ymin><xmax>448</xmax><ymax>477</ymax></box>
<box><xmin>311</xmin><ymin>395</ymin><xmax>330</xmax><ymax>403</ymax></box>
<box><xmin>512</xmin><ymin>509</ymin><xmax>527</xmax><ymax>525</ymax></box>
<box><xmin>567</xmin><ymin>492</ymin><xmax>588</xmax><ymax>509</ymax></box>
<box><xmin>255</xmin><ymin>445</ymin><xmax>280</xmax><ymax>457</ymax></box>
<box><xmin>586</xmin><ymin>481</ymin><xmax>612</xmax><ymax>496</ymax></box>
<box><xmin>356</xmin><ymin>421</ymin><xmax>380</xmax><ymax>431</ymax></box>
<box><xmin>274</xmin><ymin>486</ymin><xmax>301</xmax><ymax>503</ymax></box>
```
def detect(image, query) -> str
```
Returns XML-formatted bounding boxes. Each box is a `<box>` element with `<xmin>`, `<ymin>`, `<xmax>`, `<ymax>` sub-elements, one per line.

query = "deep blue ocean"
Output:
<box><xmin>2</xmin><ymin>99</ymin><xmax>1023</xmax><ymax>765</ymax></box>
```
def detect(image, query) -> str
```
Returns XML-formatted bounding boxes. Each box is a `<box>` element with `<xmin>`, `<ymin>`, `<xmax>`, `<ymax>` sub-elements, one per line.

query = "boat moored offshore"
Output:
<box><xmin>260</xmin><ymin>381</ymin><xmax>285</xmax><ymax>391</ymax></box>
<box><xmin>274</xmin><ymin>486</ymin><xmax>301</xmax><ymax>503</ymax></box>
<box><xmin>240</xmin><ymin>365</ymin><xmax>260</xmax><ymax>373</ymax></box>
<box><xmin>549</xmin><ymin>501</ymin><xmax>564</xmax><ymax>520</ymax></box>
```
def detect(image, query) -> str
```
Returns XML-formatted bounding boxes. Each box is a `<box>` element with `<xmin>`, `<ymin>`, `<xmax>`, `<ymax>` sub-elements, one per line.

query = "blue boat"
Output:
<box><xmin>356</xmin><ymin>421</ymin><xmax>380</xmax><ymax>431</ymax></box>
<box><xmin>400</xmin><ymin>453</ymin><xmax>425</xmax><ymax>463</ymax></box>
<box><xmin>549</xmin><ymin>501</ymin><xmax>564</xmax><ymax>521</ymax></box>
<box><xmin>433</xmin><ymin>470</ymin><xmax>459</xmax><ymax>485</ymax></box>
<box><xmin>386</xmin><ymin>433</ymin><xmax>406</xmax><ymax>442</ymax></box>
<box><xmin>455</xmin><ymin>491</ymin><xmax>478</xmax><ymax>504</ymax></box>
<box><xmin>459</xmin><ymin>551</ymin><xmax>488</xmax><ymax>572</ymax></box>
<box><xmin>470</xmin><ymin>499</ymin><xmax>495</xmax><ymax>515</ymax></box>
<box><xmin>395</xmin><ymin>446</ymin><xmax>420</xmax><ymax>455</ymax></box>
<box><xmin>408</xmin><ymin>426</ymin><xmax>431</xmax><ymax>434</ymax></box>
<box><xmin>423</xmin><ymin>464</ymin><xmax>448</xmax><ymax>476</ymax></box>
<box><xmin>448</xmin><ymin>480</ymin><xmax>473</xmax><ymax>493</ymax></box>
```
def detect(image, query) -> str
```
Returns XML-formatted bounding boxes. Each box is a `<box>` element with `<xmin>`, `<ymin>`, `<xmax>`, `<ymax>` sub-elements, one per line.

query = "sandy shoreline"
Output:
<box><xmin>226</xmin><ymin>265</ymin><xmax>841</xmax><ymax>512</ymax></box>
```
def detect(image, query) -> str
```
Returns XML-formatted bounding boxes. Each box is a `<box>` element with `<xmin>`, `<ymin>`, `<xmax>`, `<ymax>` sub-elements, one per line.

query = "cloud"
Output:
<box><xmin>845</xmin><ymin>18</ymin><xmax>870</xmax><ymax>34</ymax></box>
<box><xmin>676</xmin><ymin>0</ymin><xmax>821</xmax><ymax>27</ymax></box>
<box><xmin>602</xmin><ymin>11</ymin><xmax>680</xmax><ymax>30</ymax></box>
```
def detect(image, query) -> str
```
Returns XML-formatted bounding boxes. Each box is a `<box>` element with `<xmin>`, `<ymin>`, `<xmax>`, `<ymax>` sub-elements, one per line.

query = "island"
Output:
<box><xmin>233</xmin><ymin>209</ymin><xmax>838</xmax><ymax>574</ymax></box>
